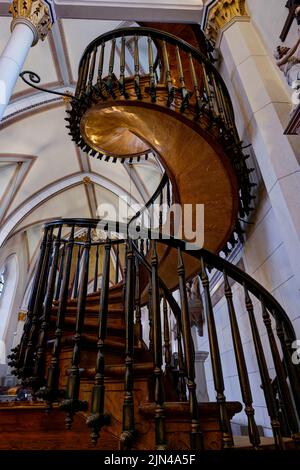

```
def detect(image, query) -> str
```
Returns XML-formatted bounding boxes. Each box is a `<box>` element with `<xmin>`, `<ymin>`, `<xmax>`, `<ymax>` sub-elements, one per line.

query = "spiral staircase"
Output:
<box><xmin>1</xmin><ymin>26</ymin><xmax>300</xmax><ymax>452</ymax></box>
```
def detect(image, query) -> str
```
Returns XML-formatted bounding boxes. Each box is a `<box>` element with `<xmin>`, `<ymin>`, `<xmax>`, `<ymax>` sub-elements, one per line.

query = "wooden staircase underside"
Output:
<box><xmin>80</xmin><ymin>79</ymin><xmax>238</xmax><ymax>289</ymax></box>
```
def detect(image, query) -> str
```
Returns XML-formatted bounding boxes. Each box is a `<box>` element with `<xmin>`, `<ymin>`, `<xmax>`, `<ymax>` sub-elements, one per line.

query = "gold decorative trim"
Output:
<box><xmin>83</xmin><ymin>176</ymin><xmax>92</xmax><ymax>186</ymax></box>
<box><xmin>9</xmin><ymin>0</ymin><xmax>52</xmax><ymax>46</ymax></box>
<box><xmin>18</xmin><ymin>311</ymin><xmax>26</xmax><ymax>321</ymax></box>
<box><xmin>205</xmin><ymin>0</ymin><xmax>248</xmax><ymax>43</ymax></box>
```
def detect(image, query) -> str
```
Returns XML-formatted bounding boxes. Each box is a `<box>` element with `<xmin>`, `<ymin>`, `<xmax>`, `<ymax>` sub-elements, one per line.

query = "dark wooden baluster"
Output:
<box><xmin>188</xmin><ymin>53</ymin><xmax>204</xmax><ymax>118</ymax></box>
<box><xmin>61</xmin><ymin>228</ymin><xmax>91</xmax><ymax>428</ymax></box>
<box><xmin>120</xmin><ymin>240</ymin><xmax>136</xmax><ymax>449</ymax></box>
<box><xmin>87</xmin><ymin>47</ymin><xmax>97</xmax><ymax>94</ymax></box>
<box><xmin>244</xmin><ymin>287</ymin><xmax>284</xmax><ymax>450</ymax></box>
<box><xmin>148</xmin><ymin>277</ymin><xmax>153</xmax><ymax>352</ymax></box>
<box><xmin>224</xmin><ymin>272</ymin><xmax>260</xmax><ymax>448</ymax></box>
<box><xmin>162</xmin><ymin>40</ymin><xmax>174</xmax><ymax>107</ymax></box>
<box><xmin>23</xmin><ymin>227</ymin><xmax>54</xmax><ymax>379</ymax></box>
<box><xmin>96</xmin><ymin>42</ymin><xmax>105</xmax><ymax>95</ymax></box>
<box><xmin>166</xmin><ymin>180</ymin><xmax>171</xmax><ymax>207</ymax></box>
<box><xmin>106</xmin><ymin>38</ymin><xmax>116</xmax><ymax>98</ymax></box>
<box><xmin>80</xmin><ymin>51</ymin><xmax>91</xmax><ymax>97</ymax></box>
<box><xmin>200</xmin><ymin>257</ymin><xmax>233</xmax><ymax>448</ymax></box>
<box><xmin>119</xmin><ymin>36</ymin><xmax>127</xmax><ymax>97</ymax></box>
<box><xmin>216</xmin><ymin>80</ymin><xmax>231</xmax><ymax>131</ymax></box>
<box><xmin>75</xmin><ymin>58</ymin><xmax>85</xmax><ymax>96</ymax></box>
<box><xmin>163</xmin><ymin>297</ymin><xmax>172</xmax><ymax>375</ymax></box>
<box><xmin>133</xmin><ymin>35</ymin><xmax>141</xmax><ymax>99</ymax></box>
<box><xmin>87</xmin><ymin>239</ymin><xmax>111</xmax><ymax>443</ymax></box>
<box><xmin>151</xmin><ymin>242</ymin><xmax>166</xmax><ymax>449</ymax></box>
<box><xmin>77</xmin><ymin>55</ymin><xmax>87</xmax><ymax>97</ymax></box>
<box><xmin>210</xmin><ymin>72</ymin><xmax>225</xmax><ymax>122</ymax></box>
<box><xmin>178</xmin><ymin>248</ymin><xmax>203</xmax><ymax>450</ymax></box>
<box><xmin>159</xmin><ymin>190</ymin><xmax>163</xmax><ymax>234</ymax></box>
<box><xmin>275</xmin><ymin>317</ymin><xmax>300</xmax><ymax>422</ymax></box>
<box><xmin>93</xmin><ymin>245</ymin><xmax>100</xmax><ymax>293</ymax></box>
<box><xmin>148</xmin><ymin>36</ymin><xmax>156</xmax><ymax>102</ymax></box>
<box><xmin>177</xmin><ymin>320</ymin><xmax>187</xmax><ymax>402</ymax></box>
<box><xmin>261</xmin><ymin>299</ymin><xmax>299</xmax><ymax>437</ymax></box>
<box><xmin>123</xmin><ymin>242</ymin><xmax>128</xmax><ymax>303</ymax></box>
<box><xmin>33</xmin><ymin>227</ymin><xmax>63</xmax><ymax>390</ymax></box>
<box><xmin>72</xmin><ymin>246</ymin><xmax>82</xmax><ymax>299</ymax></box>
<box><xmin>17</xmin><ymin>228</ymin><xmax>49</xmax><ymax>373</ymax></box>
<box><xmin>114</xmin><ymin>243</ymin><xmax>119</xmax><ymax>284</ymax></box>
<box><xmin>55</xmin><ymin>242</ymin><xmax>66</xmax><ymax>301</ymax></box>
<box><xmin>44</xmin><ymin>227</ymin><xmax>75</xmax><ymax>403</ymax></box>
<box><xmin>134</xmin><ymin>258</ymin><xmax>142</xmax><ymax>347</ymax></box>
<box><xmin>202</xmin><ymin>65</ymin><xmax>214</xmax><ymax>116</ymax></box>
<box><xmin>176</xmin><ymin>45</ymin><xmax>189</xmax><ymax>112</ymax></box>
<box><xmin>140</xmin><ymin>238</ymin><xmax>145</xmax><ymax>257</ymax></box>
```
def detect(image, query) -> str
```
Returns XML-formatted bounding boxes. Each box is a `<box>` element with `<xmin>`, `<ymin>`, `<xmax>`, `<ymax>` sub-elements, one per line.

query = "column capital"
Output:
<box><xmin>9</xmin><ymin>0</ymin><xmax>53</xmax><ymax>46</ymax></box>
<box><xmin>204</xmin><ymin>0</ymin><xmax>249</xmax><ymax>43</ymax></box>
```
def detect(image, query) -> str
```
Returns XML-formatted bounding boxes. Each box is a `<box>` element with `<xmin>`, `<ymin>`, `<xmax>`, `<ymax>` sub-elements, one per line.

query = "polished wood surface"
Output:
<box><xmin>0</xmin><ymin>401</ymin><xmax>242</xmax><ymax>450</ymax></box>
<box><xmin>81</xmin><ymin>80</ymin><xmax>238</xmax><ymax>288</ymax></box>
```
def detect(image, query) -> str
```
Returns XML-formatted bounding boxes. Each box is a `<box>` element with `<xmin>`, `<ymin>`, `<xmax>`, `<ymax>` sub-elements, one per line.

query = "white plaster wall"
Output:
<box><xmin>0</xmin><ymin>232</ymin><xmax>29</xmax><ymax>381</ymax></box>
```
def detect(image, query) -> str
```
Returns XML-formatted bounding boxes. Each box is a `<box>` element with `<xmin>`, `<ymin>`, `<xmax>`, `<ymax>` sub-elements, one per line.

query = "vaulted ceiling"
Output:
<box><xmin>0</xmin><ymin>13</ymin><xmax>168</xmax><ymax>257</ymax></box>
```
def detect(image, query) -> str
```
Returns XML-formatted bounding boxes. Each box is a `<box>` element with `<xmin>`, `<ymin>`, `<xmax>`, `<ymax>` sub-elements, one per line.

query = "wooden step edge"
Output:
<box><xmin>52</xmin><ymin>307</ymin><xmax>124</xmax><ymax>314</ymax></box>
<box><xmin>71</xmin><ymin>362</ymin><xmax>154</xmax><ymax>380</ymax></box>
<box><xmin>233</xmin><ymin>435</ymin><xmax>296</xmax><ymax>450</ymax></box>
<box><xmin>139</xmin><ymin>401</ymin><xmax>242</xmax><ymax>420</ymax></box>
<box><xmin>59</xmin><ymin>334</ymin><xmax>126</xmax><ymax>350</ymax></box>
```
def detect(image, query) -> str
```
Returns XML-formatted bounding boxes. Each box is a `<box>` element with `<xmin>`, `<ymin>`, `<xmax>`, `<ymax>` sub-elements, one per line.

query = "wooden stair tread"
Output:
<box><xmin>233</xmin><ymin>435</ymin><xmax>295</xmax><ymax>449</ymax></box>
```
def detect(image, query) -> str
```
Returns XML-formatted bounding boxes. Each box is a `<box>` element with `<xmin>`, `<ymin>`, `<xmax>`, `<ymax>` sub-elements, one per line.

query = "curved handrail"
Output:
<box><xmin>76</xmin><ymin>26</ymin><xmax>235</xmax><ymax>123</ymax></box>
<box><xmin>128</xmin><ymin>172</ymin><xmax>169</xmax><ymax>228</ymax></box>
<box><xmin>42</xmin><ymin>218</ymin><xmax>296</xmax><ymax>341</ymax></box>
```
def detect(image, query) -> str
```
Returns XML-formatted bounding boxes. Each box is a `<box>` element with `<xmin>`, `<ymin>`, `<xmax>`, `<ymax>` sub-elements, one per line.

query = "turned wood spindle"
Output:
<box><xmin>120</xmin><ymin>240</ymin><xmax>136</xmax><ymax>450</ymax></box>
<box><xmin>87</xmin><ymin>238</ymin><xmax>111</xmax><ymax>444</ymax></box>
<box><xmin>224</xmin><ymin>271</ymin><xmax>260</xmax><ymax>449</ymax></box>
<box><xmin>178</xmin><ymin>248</ymin><xmax>203</xmax><ymax>450</ymax></box>
<box><xmin>45</xmin><ymin>226</ymin><xmax>75</xmax><ymax>403</ymax></box>
<box><xmin>244</xmin><ymin>286</ymin><xmax>284</xmax><ymax>450</ymax></box>
<box><xmin>200</xmin><ymin>257</ymin><xmax>233</xmax><ymax>449</ymax></box>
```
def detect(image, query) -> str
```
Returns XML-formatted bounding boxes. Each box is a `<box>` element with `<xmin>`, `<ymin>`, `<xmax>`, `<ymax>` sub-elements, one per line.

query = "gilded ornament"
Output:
<box><xmin>205</xmin><ymin>0</ymin><xmax>248</xmax><ymax>43</ymax></box>
<box><xmin>9</xmin><ymin>0</ymin><xmax>52</xmax><ymax>46</ymax></box>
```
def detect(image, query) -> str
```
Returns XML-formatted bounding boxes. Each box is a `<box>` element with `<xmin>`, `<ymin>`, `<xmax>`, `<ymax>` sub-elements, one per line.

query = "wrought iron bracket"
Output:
<box><xmin>19</xmin><ymin>71</ymin><xmax>79</xmax><ymax>101</ymax></box>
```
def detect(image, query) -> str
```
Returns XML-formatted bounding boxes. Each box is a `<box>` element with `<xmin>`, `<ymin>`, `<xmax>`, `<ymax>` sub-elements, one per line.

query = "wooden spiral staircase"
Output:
<box><xmin>1</xmin><ymin>26</ymin><xmax>300</xmax><ymax>452</ymax></box>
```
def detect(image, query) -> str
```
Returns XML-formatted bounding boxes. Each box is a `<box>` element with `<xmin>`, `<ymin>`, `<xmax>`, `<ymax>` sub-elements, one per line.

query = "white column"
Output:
<box><xmin>194</xmin><ymin>351</ymin><xmax>209</xmax><ymax>402</ymax></box>
<box><xmin>215</xmin><ymin>18</ymin><xmax>300</xmax><ymax>284</ymax></box>
<box><xmin>0</xmin><ymin>23</ymin><xmax>34</xmax><ymax>121</ymax></box>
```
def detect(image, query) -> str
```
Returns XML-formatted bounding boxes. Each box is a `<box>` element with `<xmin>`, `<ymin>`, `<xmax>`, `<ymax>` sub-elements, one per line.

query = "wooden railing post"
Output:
<box><xmin>87</xmin><ymin>238</ymin><xmax>111</xmax><ymax>443</ymax></box>
<box><xmin>61</xmin><ymin>228</ymin><xmax>91</xmax><ymax>428</ymax></box>
<box><xmin>120</xmin><ymin>240</ymin><xmax>135</xmax><ymax>450</ymax></box>
<box><xmin>23</xmin><ymin>227</ymin><xmax>54</xmax><ymax>379</ymax></box>
<box><xmin>224</xmin><ymin>271</ymin><xmax>260</xmax><ymax>449</ymax></box>
<box><xmin>178</xmin><ymin>248</ymin><xmax>203</xmax><ymax>451</ymax></box>
<box><xmin>244</xmin><ymin>287</ymin><xmax>284</xmax><ymax>450</ymax></box>
<box><xmin>200</xmin><ymin>257</ymin><xmax>233</xmax><ymax>449</ymax></box>
<box><xmin>16</xmin><ymin>228</ymin><xmax>49</xmax><ymax>375</ymax></box>
<box><xmin>33</xmin><ymin>226</ymin><xmax>63</xmax><ymax>391</ymax></box>
<box><xmin>151</xmin><ymin>242</ymin><xmax>167</xmax><ymax>450</ymax></box>
<box><xmin>134</xmin><ymin>257</ymin><xmax>142</xmax><ymax>347</ymax></box>
<box><xmin>43</xmin><ymin>226</ymin><xmax>75</xmax><ymax>403</ymax></box>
